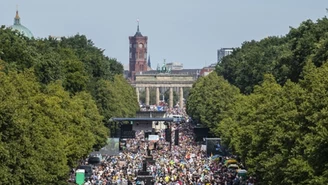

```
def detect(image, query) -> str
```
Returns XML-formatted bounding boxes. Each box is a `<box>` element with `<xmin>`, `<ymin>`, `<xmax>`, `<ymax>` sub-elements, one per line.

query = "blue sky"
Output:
<box><xmin>1</xmin><ymin>0</ymin><xmax>327</xmax><ymax>69</ymax></box>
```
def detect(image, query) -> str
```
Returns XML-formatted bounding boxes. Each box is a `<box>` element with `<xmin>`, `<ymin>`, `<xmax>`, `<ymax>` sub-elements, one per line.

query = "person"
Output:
<box><xmin>74</xmin><ymin>109</ymin><xmax>255</xmax><ymax>185</ymax></box>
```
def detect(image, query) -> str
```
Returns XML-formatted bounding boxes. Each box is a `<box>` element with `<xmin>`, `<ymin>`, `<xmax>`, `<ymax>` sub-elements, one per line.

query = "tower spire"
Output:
<box><xmin>134</xmin><ymin>19</ymin><xmax>143</xmax><ymax>37</ymax></box>
<box><xmin>137</xmin><ymin>19</ymin><xmax>140</xmax><ymax>32</ymax></box>
<box><xmin>148</xmin><ymin>55</ymin><xmax>151</xmax><ymax>68</ymax></box>
<box><xmin>15</xmin><ymin>5</ymin><xmax>20</xmax><ymax>19</ymax></box>
<box><xmin>14</xmin><ymin>5</ymin><xmax>21</xmax><ymax>25</ymax></box>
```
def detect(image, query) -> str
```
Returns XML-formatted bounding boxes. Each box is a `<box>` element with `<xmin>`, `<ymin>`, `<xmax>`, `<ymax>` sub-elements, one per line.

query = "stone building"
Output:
<box><xmin>129</xmin><ymin>21</ymin><xmax>148</xmax><ymax>81</ymax></box>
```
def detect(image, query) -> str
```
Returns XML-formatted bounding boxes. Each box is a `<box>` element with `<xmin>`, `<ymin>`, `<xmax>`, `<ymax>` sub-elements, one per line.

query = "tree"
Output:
<box><xmin>0</xmin><ymin>71</ymin><xmax>68</xmax><ymax>184</ymax></box>
<box><xmin>216</xmin><ymin>37</ymin><xmax>289</xmax><ymax>94</ymax></box>
<box><xmin>298</xmin><ymin>61</ymin><xmax>328</xmax><ymax>184</ymax></box>
<box><xmin>34</xmin><ymin>51</ymin><xmax>62</xmax><ymax>84</ymax></box>
<box><xmin>186</xmin><ymin>72</ymin><xmax>239</xmax><ymax>133</ymax></box>
<box><xmin>0</xmin><ymin>27</ymin><xmax>39</xmax><ymax>71</ymax></box>
<box><xmin>187</xmin><ymin>15</ymin><xmax>328</xmax><ymax>185</ymax></box>
<box><xmin>61</xmin><ymin>59</ymin><xmax>89</xmax><ymax>94</ymax></box>
<box><xmin>216</xmin><ymin>17</ymin><xmax>328</xmax><ymax>94</ymax></box>
<box><xmin>0</xmin><ymin>28</ymin><xmax>137</xmax><ymax>184</ymax></box>
<box><xmin>94</xmin><ymin>75</ymin><xmax>138</xmax><ymax>125</ymax></box>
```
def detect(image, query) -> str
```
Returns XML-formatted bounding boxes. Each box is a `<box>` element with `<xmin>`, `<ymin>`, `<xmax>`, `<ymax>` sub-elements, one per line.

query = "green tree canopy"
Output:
<box><xmin>186</xmin><ymin>72</ymin><xmax>239</xmax><ymax>133</ymax></box>
<box><xmin>187</xmin><ymin>16</ymin><xmax>328</xmax><ymax>185</ymax></box>
<box><xmin>0</xmin><ymin>26</ymin><xmax>138</xmax><ymax>184</ymax></box>
<box><xmin>216</xmin><ymin>17</ymin><xmax>328</xmax><ymax>94</ymax></box>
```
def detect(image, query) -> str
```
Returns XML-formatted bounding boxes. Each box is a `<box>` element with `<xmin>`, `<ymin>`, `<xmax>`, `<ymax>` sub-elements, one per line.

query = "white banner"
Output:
<box><xmin>148</xmin><ymin>135</ymin><xmax>159</xmax><ymax>141</ymax></box>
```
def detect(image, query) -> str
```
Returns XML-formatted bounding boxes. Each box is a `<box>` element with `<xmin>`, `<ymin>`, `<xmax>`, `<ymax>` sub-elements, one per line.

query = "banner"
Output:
<box><xmin>133</xmin><ymin>122</ymin><xmax>153</xmax><ymax>132</ymax></box>
<box><xmin>148</xmin><ymin>135</ymin><xmax>159</xmax><ymax>141</ymax></box>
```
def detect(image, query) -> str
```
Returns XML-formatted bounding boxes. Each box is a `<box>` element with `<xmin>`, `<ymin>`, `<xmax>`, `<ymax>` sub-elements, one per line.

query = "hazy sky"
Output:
<box><xmin>1</xmin><ymin>0</ymin><xmax>327</xmax><ymax>69</ymax></box>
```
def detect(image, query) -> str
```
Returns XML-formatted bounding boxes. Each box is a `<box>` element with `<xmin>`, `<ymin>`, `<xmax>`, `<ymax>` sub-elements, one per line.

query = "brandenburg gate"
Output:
<box><xmin>131</xmin><ymin>73</ymin><xmax>195</xmax><ymax>108</ymax></box>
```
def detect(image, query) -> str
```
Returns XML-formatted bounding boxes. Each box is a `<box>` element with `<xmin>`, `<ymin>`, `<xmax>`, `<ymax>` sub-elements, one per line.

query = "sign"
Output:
<box><xmin>133</xmin><ymin>122</ymin><xmax>153</xmax><ymax>131</ymax></box>
<box><xmin>137</xmin><ymin>174</ymin><xmax>155</xmax><ymax>185</ymax></box>
<box><xmin>75</xmin><ymin>169</ymin><xmax>85</xmax><ymax>185</ymax></box>
<box><xmin>148</xmin><ymin>135</ymin><xmax>159</xmax><ymax>141</ymax></box>
<box><xmin>121</xmin><ymin>130</ymin><xmax>136</xmax><ymax>139</ymax></box>
<box><xmin>138</xmin><ymin>175</ymin><xmax>153</xmax><ymax>178</ymax></box>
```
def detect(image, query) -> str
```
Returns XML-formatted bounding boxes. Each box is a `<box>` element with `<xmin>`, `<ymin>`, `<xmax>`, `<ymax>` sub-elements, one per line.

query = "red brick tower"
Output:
<box><xmin>129</xmin><ymin>20</ymin><xmax>148</xmax><ymax>80</ymax></box>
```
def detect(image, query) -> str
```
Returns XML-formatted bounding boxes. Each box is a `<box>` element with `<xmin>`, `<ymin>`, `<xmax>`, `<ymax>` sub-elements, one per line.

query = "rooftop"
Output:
<box><xmin>10</xmin><ymin>10</ymin><xmax>33</xmax><ymax>39</ymax></box>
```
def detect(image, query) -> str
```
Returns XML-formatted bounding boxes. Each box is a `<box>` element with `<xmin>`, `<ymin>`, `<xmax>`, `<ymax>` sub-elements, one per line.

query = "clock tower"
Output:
<box><xmin>129</xmin><ymin>20</ymin><xmax>148</xmax><ymax>80</ymax></box>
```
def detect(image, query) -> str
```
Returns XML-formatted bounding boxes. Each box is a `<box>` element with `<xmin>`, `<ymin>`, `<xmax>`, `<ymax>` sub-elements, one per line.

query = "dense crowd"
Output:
<box><xmin>72</xmin><ymin>109</ymin><xmax>256</xmax><ymax>185</ymax></box>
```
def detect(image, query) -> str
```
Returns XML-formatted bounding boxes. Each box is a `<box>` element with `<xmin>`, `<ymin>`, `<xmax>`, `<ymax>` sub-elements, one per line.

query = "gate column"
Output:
<box><xmin>145</xmin><ymin>87</ymin><xmax>150</xmax><ymax>105</ymax></box>
<box><xmin>156</xmin><ymin>87</ymin><xmax>160</xmax><ymax>105</ymax></box>
<box><xmin>169</xmin><ymin>87</ymin><xmax>173</xmax><ymax>108</ymax></box>
<box><xmin>136</xmin><ymin>88</ymin><xmax>140</xmax><ymax>104</ymax></box>
<box><xmin>179</xmin><ymin>87</ymin><xmax>184</xmax><ymax>108</ymax></box>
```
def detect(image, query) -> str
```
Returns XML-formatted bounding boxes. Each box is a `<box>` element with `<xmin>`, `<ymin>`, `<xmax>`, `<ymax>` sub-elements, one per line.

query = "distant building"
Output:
<box><xmin>129</xmin><ymin>21</ymin><xmax>149</xmax><ymax>81</ymax></box>
<box><xmin>142</xmin><ymin>68</ymin><xmax>200</xmax><ymax>80</ymax></box>
<box><xmin>165</xmin><ymin>62</ymin><xmax>183</xmax><ymax>70</ymax></box>
<box><xmin>9</xmin><ymin>9</ymin><xmax>33</xmax><ymax>39</ymax></box>
<box><xmin>200</xmin><ymin>63</ymin><xmax>216</xmax><ymax>77</ymax></box>
<box><xmin>217</xmin><ymin>48</ymin><xmax>233</xmax><ymax>62</ymax></box>
<box><xmin>49</xmin><ymin>35</ymin><xmax>63</xmax><ymax>41</ymax></box>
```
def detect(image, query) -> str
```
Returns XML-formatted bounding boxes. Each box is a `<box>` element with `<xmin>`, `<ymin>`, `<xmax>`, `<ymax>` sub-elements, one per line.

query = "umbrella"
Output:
<box><xmin>224</xmin><ymin>159</ymin><xmax>238</xmax><ymax>166</ymax></box>
<box><xmin>228</xmin><ymin>164</ymin><xmax>239</xmax><ymax>170</ymax></box>
<box><xmin>237</xmin><ymin>169</ymin><xmax>247</xmax><ymax>179</ymax></box>
<box><xmin>237</xmin><ymin>169</ymin><xmax>247</xmax><ymax>174</ymax></box>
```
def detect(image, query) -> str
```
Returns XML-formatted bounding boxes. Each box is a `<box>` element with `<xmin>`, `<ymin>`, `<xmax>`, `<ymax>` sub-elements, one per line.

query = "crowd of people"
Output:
<box><xmin>72</xmin><ymin>110</ymin><xmax>256</xmax><ymax>185</ymax></box>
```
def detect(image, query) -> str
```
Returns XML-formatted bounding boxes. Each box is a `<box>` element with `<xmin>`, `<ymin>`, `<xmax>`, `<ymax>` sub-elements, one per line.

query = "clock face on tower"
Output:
<box><xmin>138</xmin><ymin>43</ymin><xmax>143</xmax><ymax>48</ymax></box>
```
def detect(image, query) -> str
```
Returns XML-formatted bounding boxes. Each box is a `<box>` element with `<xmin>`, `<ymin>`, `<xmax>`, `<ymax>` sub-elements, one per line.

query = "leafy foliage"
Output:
<box><xmin>186</xmin><ymin>72</ymin><xmax>239</xmax><ymax>132</ymax></box>
<box><xmin>188</xmin><ymin>17</ymin><xmax>328</xmax><ymax>184</ymax></box>
<box><xmin>216</xmin><ymin>17</ymin><xmax>328</xmax><ymax>94</ymax></box>
<box><xmin>0</xmin><ymin>27</ymin><xmax>138</xmax><ymax>184</ymax></box>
